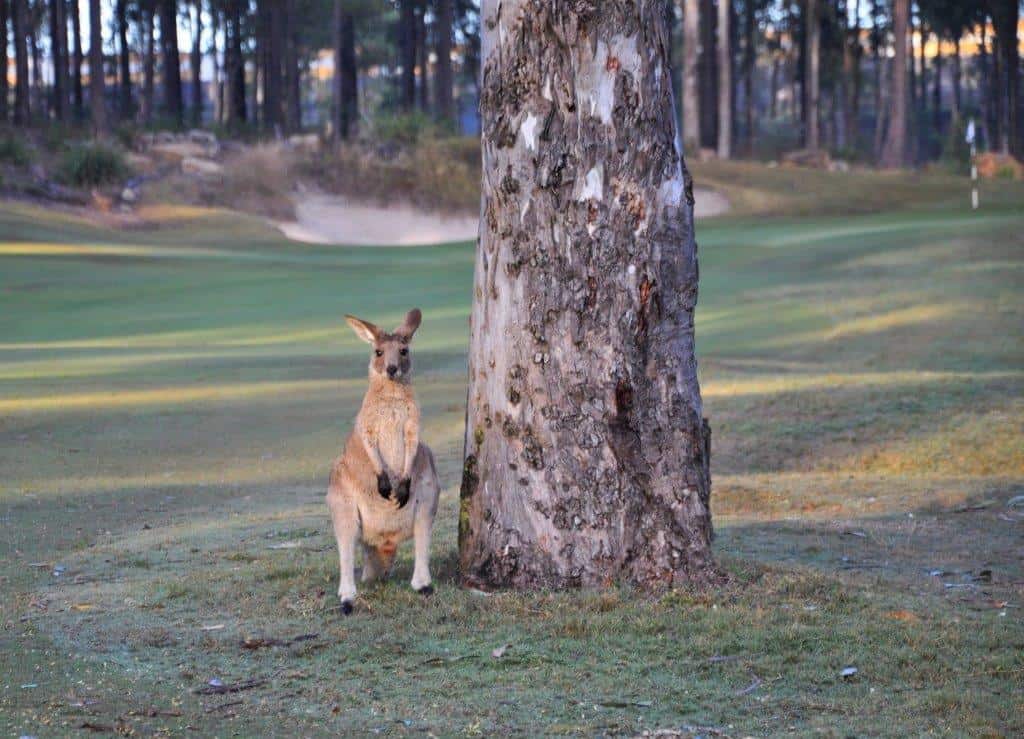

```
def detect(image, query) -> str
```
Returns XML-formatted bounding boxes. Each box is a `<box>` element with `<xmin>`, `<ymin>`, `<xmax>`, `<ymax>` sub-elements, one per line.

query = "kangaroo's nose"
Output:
<box><xmin>387</xmin><ymin>365</ymin><xmax>398</xmax><ymax>377</ymax></box>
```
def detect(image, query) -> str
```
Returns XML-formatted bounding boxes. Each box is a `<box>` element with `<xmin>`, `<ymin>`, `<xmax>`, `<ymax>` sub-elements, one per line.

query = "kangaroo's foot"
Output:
<box><xmin>415</xmin><ymin>584</ymin><xmax>434</xmax><ymax>596</ymax></box>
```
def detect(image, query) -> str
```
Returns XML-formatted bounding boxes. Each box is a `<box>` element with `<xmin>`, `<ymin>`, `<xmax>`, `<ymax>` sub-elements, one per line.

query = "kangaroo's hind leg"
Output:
<box><xmin>327</xmin><ymin>486</ymin><xmax>359</xmax><ymax>615</ymax></box>
<box><xmin>410</xmin><ymin>446</ymin><xmax>440</xmax><ymax>594</ymax></box>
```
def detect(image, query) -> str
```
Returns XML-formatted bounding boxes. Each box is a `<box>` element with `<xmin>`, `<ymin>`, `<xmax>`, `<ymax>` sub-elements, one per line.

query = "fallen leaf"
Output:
<box><xmin>596</xmin><ymin>699</ymin><xmax>653</xmax><ymax>708</ymax></box>
<box><xmin>267</xmin><ymin>541</ymin><xmax>301</xmax><ymax>550</ymax></box>
<box><xmin>70</xmin><ymin>603</ymin><xmax>95</xmax><ymax>612</ymax></box>
<box><xmin>491</xmin><ymin>643</ymin><xmax>511</xmax><ymax>658</ymax></box>
<box><xmin>735</xmin><ymin>677</ymin><xmax>763</xmax><ymax>696</ymax></box>
<box><xmin>840</xmin><ymin>667</ymin><xmax>858</xmax><ymax>678</ymax></box>
<box><xmin>954</xmin><ymin>501</ymin><xmax>993</xmax><ymax>513</ymax></box>
<box><xmin>194</xmin><ymin>678</ymin><xmax>267</xmax><ymax>695</ymax></box>
<box><xmin>1005</xmin><ymin>495</ymin><xmax>1024</xmax><ymax>508</ymax></box>
<box><xmin>201</xmin><ymin>624</ymin><xmax>225</xmax><ymax>631</ymax></box>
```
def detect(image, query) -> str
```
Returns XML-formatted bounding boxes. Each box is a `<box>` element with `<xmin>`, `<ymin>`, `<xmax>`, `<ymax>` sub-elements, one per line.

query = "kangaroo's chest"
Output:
<box><xmin>363</xmin><ymin>400</ymin><xmax>413</xmax><ymax>473</ymax></box>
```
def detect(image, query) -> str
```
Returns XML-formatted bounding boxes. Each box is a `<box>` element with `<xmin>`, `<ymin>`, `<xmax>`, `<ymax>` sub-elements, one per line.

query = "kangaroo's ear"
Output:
<box><xmin>396</xmin><ymin>308</ymin><xmax>422</xmax><ymax>339</ymax></box>
<box><xmin>345</xmin><ymin>315</ymin><xmax>380</xmax><ymax>344</ymax></box>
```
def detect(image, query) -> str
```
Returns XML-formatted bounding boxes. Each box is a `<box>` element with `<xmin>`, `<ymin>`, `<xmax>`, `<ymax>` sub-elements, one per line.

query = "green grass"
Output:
<box><xmin>2</xmin><ymin>169</ymin><xmax>1023</xmax><ymax>736</ymax></box>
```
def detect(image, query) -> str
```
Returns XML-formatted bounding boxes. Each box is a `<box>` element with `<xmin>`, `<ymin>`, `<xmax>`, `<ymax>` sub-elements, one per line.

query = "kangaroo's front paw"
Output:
<box><xmin>340</xmin><ymin>599</ymin><xmax>354</xmax><ymax>616</ymax></box>
<box><xmin>415</xmin><ymin>584</ymin><xmax>434</xmax><ymax>596</ymax></box>
<box><xmin>395</xmin><ymin>478</ymin><xmax>411</xmax><ymax>508</ymax></box>
<box><xmin>377</xmin><ymin>472</ymin><xmax>392</xmax><ymax>499</ymax></box>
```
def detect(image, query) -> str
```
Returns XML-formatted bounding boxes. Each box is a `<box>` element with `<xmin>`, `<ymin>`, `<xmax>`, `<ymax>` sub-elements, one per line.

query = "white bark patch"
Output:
<box><xmin>583</xmin><ymin>34</ymin><xmax>642</xmax><ymax>125</ymax></box>
<box><xmin>542</xmin><ymin>75</ymin><xmax>553</xmax><ymax>101</ymax></box>
<box><xmin>577</xmin><ymin>166</ymin><xmax>604</xmax><ymax>202</ymax></box>
<box><xmin>521</xmin><ymin>113</ymin><xmax>540</xmax><ymax>152</ymax></box>
<box><xmin>658</xmin><ymin>175</ymin><xmax>685</xmax><ymax>208</ymax></box>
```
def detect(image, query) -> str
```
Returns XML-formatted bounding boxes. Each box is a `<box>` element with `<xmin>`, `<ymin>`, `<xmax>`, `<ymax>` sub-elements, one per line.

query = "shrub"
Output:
<box><xmin>216</xmin><ymin>144</ymin><xmax>296</xmax><ymax>220</ymax></box>
<box><xmin>0</xmin><ymin>135</ymin><xmax>33</xmax><ymax>166</ymax></box>
<box><xmin>58</xmin><ymin>143</ymin><xmax>130</xmax><ymax>187</ymax></box>
<box><xmin>373</xmin><ymin>111</ymin><xmax>443</xmax><ymax>145</ymax></box>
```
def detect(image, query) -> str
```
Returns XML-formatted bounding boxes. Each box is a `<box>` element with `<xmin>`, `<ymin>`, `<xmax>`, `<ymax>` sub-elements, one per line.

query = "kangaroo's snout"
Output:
<box><xmin>387</xmin><ymin>364</ymin><xmax>399</xmax><ymax>378</ymax></box>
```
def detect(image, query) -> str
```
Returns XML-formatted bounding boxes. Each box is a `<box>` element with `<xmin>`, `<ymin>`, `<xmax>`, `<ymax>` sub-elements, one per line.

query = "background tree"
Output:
<box><xmin>333</xmin><ymin>0</ymin><xmax>358</xmax><ymax>139</ymax></box>
<box><xmin>718</xmin><ymin>0</ymin><xmax>732</xmax><ymax>158</ymax></box>
<box><xmin>460</xmin><ymin>0</ymin><xmax>718</xmax><ymax>590</ymax></box>
<box><xmin>682</xmin><ymin>0</ymin><xmax>701</xmax><ymax>151</ymax></box>
<box><xmin>434</xmin><ymin>0</ymin><xmax>454</xmax><ymax>125</ymax></box>
<box><xmin>116</xmin><ymin>0</ymin><xmax>133</xmax><ymax>118</ymax></box>
<box><xmin>88</xmin><ymin>0</ymin><xmax>104</xmax><ymax>132</ymax></box>
<box><xmin>880</xmin><ymin>0</ymin><xmax>908</xmax><ymax>166</ymax></box>
<box><xmin>190</xmin><ymin>0</ymin><xmax>202</xmax><ymax>125</ymax></box>
<box><xmin>988</xmin><ymin>0</ymin><xmax>1020</xmax><ymax>155</ymax></box>
<box><xmin>805</xmin><ymin>0</ymin><xmax>820</xmax><ymax>150</ymax></box>
<box><xmin>159</xmin><ymin>0</ymin><xmax>184</xmax><ymax>124</ymax></box>
<box><xmin>12</xmin><ymin>0</ymin><xmax>30</xmax><ymax>123</ymax></box>
<box><xmin>0</xmin><ymin>0</ymin><xmax>9</xmax><ymax>124</ymax></box>
<box><xmin>49</xmin><ymin>0</ymin><xmax>69</xmax><ymax>120</ymax></box>
<box><xmin>70</xmin><ymin>0</ymin><xmax>84</xmax><ymax>117</ymax></box>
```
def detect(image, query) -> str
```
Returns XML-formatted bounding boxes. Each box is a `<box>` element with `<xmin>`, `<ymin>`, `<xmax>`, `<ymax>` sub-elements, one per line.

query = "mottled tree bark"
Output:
<box><xmin>716</xmin><ymin>0</ymin><xmax>731</xmax><ymax>158</ymax></box>
<box><xmin>460</xmin><ymin>0</ymin><xmax>719</xmax><ymax>590</ymax></box>
<box><xmin>681</xmin><ymin>0</ymin><xmax>700</xmax><ymax>151</ymax></box>
<box><xmin>880</xmin><ymin>0</ymin><xmax>908</xmax><ymax>167</ymax></box>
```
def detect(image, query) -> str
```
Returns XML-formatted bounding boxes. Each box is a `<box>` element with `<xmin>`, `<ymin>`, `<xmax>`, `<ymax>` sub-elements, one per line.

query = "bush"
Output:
<box><xmin>216</xmin><ymin>144</ymin><xmax>296</xmax><ymax>220</ymax></box>
<box><xmin>373</xmin><ymin>111</ymin><xmax>444</xmax><ymax>146</ymax></box>
<box><xmin>58</xmin><ymin>143</ymin><xmax>130</xmax><ymax>187</ymax></box>
<box><xmin>0</xmin><ymin>135</ymin><xmax>33</xmax><ymax>166</ymax></box>
<box><xmin>298</xmin><ymin>136</ymin><xmax>480</xmax><ymax>214</ymax></box>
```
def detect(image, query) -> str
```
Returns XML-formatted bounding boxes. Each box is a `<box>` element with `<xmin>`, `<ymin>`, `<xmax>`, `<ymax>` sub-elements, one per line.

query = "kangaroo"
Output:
<box><xmin>326</xmin><ymin>308</ymin><xmax>440</xmax><ymax>615</ymax></box>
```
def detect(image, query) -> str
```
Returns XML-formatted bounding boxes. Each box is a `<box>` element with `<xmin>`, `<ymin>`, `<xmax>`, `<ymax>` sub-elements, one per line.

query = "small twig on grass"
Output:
<box><xmin>417</xmin><ymin>654</ymin><xmax>479</xmax><ymax>667</ymax></box>
<box><xmin>194</xmin><ymin>678</ymin><xmax>267</xmax><ymax>695</ymax></box>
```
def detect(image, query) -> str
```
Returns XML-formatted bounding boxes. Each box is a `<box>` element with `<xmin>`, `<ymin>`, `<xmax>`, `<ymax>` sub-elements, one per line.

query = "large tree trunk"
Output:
<box><xmin>0</xmin><ymin>0</ymin><xmax>7</xmax><ymax>123</ymax></box>
<box><xmin>932</xmin><ymin>38</ymin><xmax>941</xmax><ymax>136</ymax></box>
<box><xmin>12</xmin><ymin>0</ymin><xmax>29</xmax><ymax>123</ymax></box>
<box><xmin>416</xmin><ymin>0</ymin><xmax>429</xmax><ymax>111</ymax></box>
<box><xmin>191</xmin><ymin>0</ymin><xmax>202</xmax><ymax>125</ymax></box>
<box><xmin>141</xmin><ymin>2</ymin><xmax>155</xmax><ymax>123</ymax></box>
<box><xmin>49</xmin><ymin>0</ymin><xmax>68</xmax><ymax>120</ymax></box>
<box><xmin>333</xmin><ymin>1</ymin><xmax>358</xmax><ymax>140</ymax></box>
<box><xmin>805</xmin><ymin>0</ymin><xmax>820</xmax><ymax>150</ymax></box>
<box><xmin>716</xmin><ymin>0</ymin><xmax>731</xmax><ymax>158</ymax></box>
<box><xmin>880</xmin><ymin>0</ymin><xmax>907</xmax><ymax>167</ymax></box>
<box><xmin>681</xmin><ymin>0</ymin><xmax>700</xmax><ymax>151</ymax></box>
<box><xmin>434</xmin><ymin>0</ymin><xmax>454</xmax><ymax>125</ymax></box>
<box><xmin>460</xmin><ymin>0</ymin><xmax>719</xmax><ymax>590</ymax></box>
<box><xmin>117</xmin><ymin>0</ymin><xmax>133</xmax><ymax>118</ymax></box>
<box><xmin>284</xmin><ymin>6</ymin><xmax>301</xmax><ymax>132</ymax></box>
<box><xmin>159</xmin><ymin>0</ymin><xmax>184</xmax><ymax>124</ymax></box>
<box><xmin>844</xmin><ymin>0</ymin><xmax>862</xmax><ymax>152</ymax></box>
<box><xmin>87</xmin><ymin>0</ymin><xmax>103</xmax><ymax>132</ymax></box>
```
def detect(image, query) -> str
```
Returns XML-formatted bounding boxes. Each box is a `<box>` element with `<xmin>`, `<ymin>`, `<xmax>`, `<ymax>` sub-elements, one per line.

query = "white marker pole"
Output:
<box><xmin>966</xmin><ymin>118</ymin><xmax>978</xmax><ymax>210</ymax></box>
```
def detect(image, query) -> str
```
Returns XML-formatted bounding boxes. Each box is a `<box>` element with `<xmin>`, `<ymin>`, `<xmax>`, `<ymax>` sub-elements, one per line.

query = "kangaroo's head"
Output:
<box><xmin>345</xmin><ymin>309</ymin><xmax>422</xmax><ymax>383</ymax></box>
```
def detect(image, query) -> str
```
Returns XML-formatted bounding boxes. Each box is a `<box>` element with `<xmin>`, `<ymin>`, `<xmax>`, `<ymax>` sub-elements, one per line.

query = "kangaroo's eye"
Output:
<box><xmin>400</xmin><ymin>348</ymin><xmax>409</xmax><ymax>356</ymax></box>
<box><xmin>374</xmin><ymin>350</ymin><xmax>383</xmax><ymax>357</ymax></box>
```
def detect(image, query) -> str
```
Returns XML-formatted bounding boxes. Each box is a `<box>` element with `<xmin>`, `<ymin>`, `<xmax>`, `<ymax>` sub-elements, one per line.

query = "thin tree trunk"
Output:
<box><xmin>400</xmin><ymin>0</ymin><xmax>415</xmax><ymax>110</ymax></box>
<box><xmin>681</xmin><ymin>0</ymin><xmax>700</xmax><ymax>151</ymax></box>
<box><xmin>284</xmin><ymin>5</ymin><xmax>301</xmax><ymax>132</ymax></box>
<box><xmin>769</xmin><ymin>53</ymin><xmax>779</xmax><ymax>119</ymax></box>
<box><xmin>117</xmin><ymin>0</ymin><xmax>132</xmax><ymax>118</ymax></box>
<box><xmin>191</xmin><ymin>0</ymin><xmax>202</xmax><ymax>125</ymax></box>
<box><xmin>742</xmin><ymin>0</ymin><xmax>754</xmax><ymax>154</ymax></box>
<box><xmin>880</xmin><ymin>0</ymin><xmax>907</xmax><ymax>167</ymax></box>
<box><xmin>69</xmin><ymin>0</ymin><xmax>83</xmax><ymax>117</ymax></box>
<box><xmin>29</xmin><ymin>9</ymin><xmax>40</xmax><ymax>114</ymax></box>
<box><xmin>806</xmin><ymin>0</ymin><xmax>819</xmax><ymax>150</ymax></box>
<box><xmin>227</xmin><ymin>0</ymin><xmax>245</xmax><ymax>123</ymax></box>
<box><xmin>141</xmin><ymin>3</ymin><xmax>154</xmax><ymax>123</ymax></box>
<box><xmin>333</xmin><ymin>1</ymin><xmax>358</xmax><ymax>140</ymax></box>
<box><xmin>0</xmin><ymin>0</ymin><xmax>8</xmax><ymax>123</ymax></box>
<box><xmin>699</xmin><ymin>0</ymin><xmax>717</xmax><ymax>148</ymax></box>
<box><xmin>416</xmin><ymin>0</ymin><xmax>428</xmax><ymax>111</ymax></box>
<box><xmin>160</xmin><ymin>0</ymin><xmax>184</xmax><ymax>124</ymax></box>
<box><xmin>991</xmin><ymin>0</ymin><xmax>1020</xmax><ymax>156</ymax></box>
<box><xmin>49</xmin><ymin>0</ymin><xmax>68</xmax><ymax>120</ymax></box>
<box><xmin>978</xmin><ymin>21</ymin><xmax>992</xmax><ymax>148</ymax></box>
<box><xmin>211</xmin><ymin>5</ymin><xmax>221</xmax><ymax>124</ymax></box>
<box><xmin>844</xmin><ymin>0</ymin><xmax>861</xmax><ymax>151</ymax></box>
<box><xmin>87</xmin><ymin>0</ymin><xmax>103</xmax><ymax>132</ymax></box>
<box><xmin>434</xmin><ymin>0</ymin><xmax>454</xmax><ymax>125</ymax></box>
<box><xmin>462</xmin><ymin>0</ymin><xmax>719</xmax><ymax>590</ymax></box>
<box><xmin>950</xmin><ymin>37</ymin><xmax>960</xmax><ymax>123</ymax></box>
<box><xmin>716</xmin><ymin>0</ymin><xmax>731</xmax><ymax>158</ymax></box>
<box><xmin>932</xmin><ymin>39</ymin><xmax>941</xmax><ymax>136</ymax></box>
